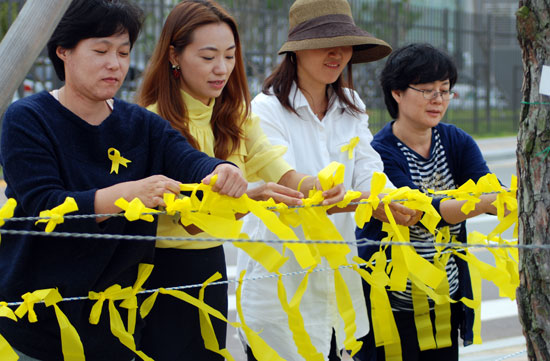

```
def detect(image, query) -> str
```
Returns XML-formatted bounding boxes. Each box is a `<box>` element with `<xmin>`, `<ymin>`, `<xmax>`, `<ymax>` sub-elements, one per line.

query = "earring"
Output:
<box><xmin>171</xmin><ymin>64</ymin><xmax>181</xmax><ymax>79</ymax></box>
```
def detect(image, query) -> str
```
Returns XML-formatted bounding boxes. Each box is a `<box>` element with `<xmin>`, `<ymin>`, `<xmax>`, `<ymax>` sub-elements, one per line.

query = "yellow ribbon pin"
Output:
<box><xmin>108</xmin><ymin>147</ymin><xmax>131</xmax><ymax>174</ymax></box>
<box><xmin>35</xmin><ymin>197</ymin><xmax>78</xmax><ymax>232</ymax></box>
<box><xmin>340</xmin><ymin>136</ymin><xmax>360</xmax><ymax>159</ymax></box>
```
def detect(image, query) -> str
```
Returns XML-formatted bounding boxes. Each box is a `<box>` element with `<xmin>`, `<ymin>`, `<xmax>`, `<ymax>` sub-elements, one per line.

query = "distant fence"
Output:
<box><xmin>1</xmin><ymin>0</ymin><xmax>522</xmax><ymax>135</ymax></box>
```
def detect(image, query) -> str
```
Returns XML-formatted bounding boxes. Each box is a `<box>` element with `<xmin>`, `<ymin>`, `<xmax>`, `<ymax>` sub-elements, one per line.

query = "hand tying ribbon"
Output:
<box><xmin>340</xmin><ymin>136</ymin><xmax>360</xmax><ymax>159</ymax></box>
<box><xmin>108</xmin><ymin>147</ymin><xmax>131</xmax><ymax>174</ymax></box>
<box><xmin>35</xmin><ymin>197</ymin><xmax>78</xmax><ymax>232</ymax></box>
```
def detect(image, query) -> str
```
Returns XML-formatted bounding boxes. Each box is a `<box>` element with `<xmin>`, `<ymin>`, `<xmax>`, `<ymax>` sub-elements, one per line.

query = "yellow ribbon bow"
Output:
<box><xmin>15</xmin><ymin>289</ymin><xmax>85</xmax><ymax>361</ymax></box>
<box><xmin>108</xmin><ymin>147</ymin><xmax>131</xmax><ymax>174</ymax></box>
<box><xmin>115</xmin><ymin>198</ymin><xmax>160</xmax><ymax>222</ymax></box>
<box><xmin>89</xmin><ymin>285</ymin><xmax>153</xmax><ymax>360</ymax></box>
<box><xmin>0</xmin><ymin>198</ymin><xmax>17</xmax><ymax>228</ymax></box>
<box><xmin>35</xmin><ymin>197</ymin><xmax>78</xmax><ymax>232</ymax></box>
<box><xmin>119</xmin><ymin>264</ymin><xmax>154</xmax><ymax>335</ymax></box>
<box><xmin>340</xmin><ymin>136</ymin><xmax>360</xmax><ymax>159</ymax></box>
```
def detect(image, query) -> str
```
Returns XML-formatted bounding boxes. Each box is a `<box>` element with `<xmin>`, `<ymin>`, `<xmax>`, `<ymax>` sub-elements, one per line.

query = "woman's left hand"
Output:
<box><xmin>202</xmin><ymin>164</ymin><xmax>247</xmax><ymax>198</ymax></box>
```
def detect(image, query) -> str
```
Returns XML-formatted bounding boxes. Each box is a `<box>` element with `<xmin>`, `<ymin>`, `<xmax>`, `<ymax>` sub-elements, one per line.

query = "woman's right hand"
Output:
<box><xmin>246</xmin><ymin>182</ymin><xmax>304</xmax><ymax>206</ymax></box>
<box><xmin>373</xmin><ymin>201</ymin><xmax>421</xmax><ymax>227</ymax></box>
<box><xmin>95</xmin><ymin>175</ymin><xmax>181</xmax><ymax>221</ymax></box>
<box><xmin>125</xmin><ymin>175</ymin><xmax>181</xmax><ymax>208</ymax></box>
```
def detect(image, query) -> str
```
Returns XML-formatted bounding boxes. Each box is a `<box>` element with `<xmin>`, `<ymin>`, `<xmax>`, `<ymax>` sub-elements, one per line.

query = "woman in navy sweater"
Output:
<box><xmin>355</xmin><ymin>44</ymin><xmax>501</xmax><ymax>361</ymax></box>
<box><xmin>0</xmin><ymin>1</ymin><xmax>246</xmax><ymax>360</ymax></box>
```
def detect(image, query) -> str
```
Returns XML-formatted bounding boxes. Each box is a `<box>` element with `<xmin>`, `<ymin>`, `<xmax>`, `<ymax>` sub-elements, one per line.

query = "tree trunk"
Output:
<box><xmin>0</xmin><ymin>0</ymin><xmax>72</xmax><ymax>120</ymax></box>
<box><xmin>516</xmin><ymin>1</ymin><xmax>550</xmax><ymax>360</ymax></box>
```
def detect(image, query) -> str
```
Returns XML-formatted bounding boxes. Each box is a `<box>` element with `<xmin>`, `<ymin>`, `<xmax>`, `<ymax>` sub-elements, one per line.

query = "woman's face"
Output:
<box><xmin>295</xmin><ymin>46</ymin><xmax>353</xmax><ymax>90</ymax></box>
<box><xmin>392</xmin><ymin>79</ymin><xmax>452</xmax><ymax>129</ymax></box>
<box><xmin>171</xmin><ymin>22</ymin><xmax>236</xmax><ymax>105</ymax></box>
<box><xmin>58</xmin><ymin>32</ymin><xmax>131</xmax><ymax>101</ymax></box>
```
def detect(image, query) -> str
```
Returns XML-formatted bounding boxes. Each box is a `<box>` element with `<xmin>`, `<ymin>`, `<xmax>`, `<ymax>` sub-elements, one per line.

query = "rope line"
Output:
<box><xmin>0</xmin><ymin>228</ymin><xmax>537</xmax><ymax>250</ymax></box>
<box><xmin>494</xmin><ymin>349</ymin><xmax>527</xmax><ymax>361</ymax></box>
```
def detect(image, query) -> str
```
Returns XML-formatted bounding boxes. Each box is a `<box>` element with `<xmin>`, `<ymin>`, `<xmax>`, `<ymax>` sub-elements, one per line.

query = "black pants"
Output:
<box><xmin>246</xmin><ymin>328</ymin><xmax>341</xmax><ymax>361</ymax></box>
<box><xmin>139</xmin><ymin>246</ymin><xmax>227</xmax><ymax>361</ymax></box>
<box><xmin>354</xmin><ymin>291</ymin><xmax>460</xmax><ymax>361</ymax></box>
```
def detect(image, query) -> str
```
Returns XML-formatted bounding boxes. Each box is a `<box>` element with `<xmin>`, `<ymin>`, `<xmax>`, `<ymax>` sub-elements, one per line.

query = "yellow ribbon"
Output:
<box><xmin>198</xmin><ymin>273</ymin><xmax>235</xmax><ymax>360</ymax></box>
<box><xmin>236</xmin><ymin>271</ymin><xmax>286</xmax><ymax>361</ymax></box>
<box><xmin>119</xmin><ymin>263</ymin><xmax>153</xmax><ymax>335</ymax></box>
<box><xmin>35</xmin><ymin>197</ymin><xmax>78</xmax><ymax>232</ymax></box>
<box><xmin>14</xmin><ymin>289</ymin><xmax>85</xmax><ymax>361</ymax></box>
<box><xmin>0</xmin><ymin>198</ymin><xmax>16</xmax><ymax>227</ymax></box>
<box><xmin>108</xmin><ymin>147</ymin><xmax>131</xmax><ymax>174</ymax></box>
<box><xmin>114</xmin><ymin>198</ymin><xmax>160</xmax><ymax>222</ymax></box>
<box><xmin>0</xmin><ymin>302</ymin><xmax>18</xmax><ymax>361</ymax></box>
<box><xmin>340</xmin><ymin>136</ymin><xmax>360</xmax><ymax>159</ymax></box>
<box><xmin>89</xmin><ymin>284</ymin><xmax>152</xmax><ymax>360</ymax></box>
<box><xmin>277</xmin><ymin>269</ymin><xmax>323</xmax><ymax>361</ymax></box>
<box><xmin>355</xmin><ymin>172</ymin><xmax>386</xmax><ymax>229</ymax></box>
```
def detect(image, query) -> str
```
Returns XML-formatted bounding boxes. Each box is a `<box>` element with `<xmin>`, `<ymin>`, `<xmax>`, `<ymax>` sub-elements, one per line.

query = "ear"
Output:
<box><xmin>391</xmin><ymin>89</ymin><xmax>403</xmax><ymax>104</ymax></box>
<box><xmin>168</xmin><ymin>45</ymin><xmax>179</xmax><ymax>67</ymax></box>
<box><xmin>56</xmin><ymin>46</ymin><xmax>69</xmax><ymax>61</ymax></box>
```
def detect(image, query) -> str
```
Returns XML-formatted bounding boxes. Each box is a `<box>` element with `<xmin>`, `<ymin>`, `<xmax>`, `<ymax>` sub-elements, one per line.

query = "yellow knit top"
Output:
<box><xmin>148</xmin><ymin>90</ymin><xmax>293</xmax><ymax>249</ymax></box>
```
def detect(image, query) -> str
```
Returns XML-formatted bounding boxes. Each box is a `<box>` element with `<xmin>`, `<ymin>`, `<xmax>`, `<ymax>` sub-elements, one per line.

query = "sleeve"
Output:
<box><xmin>242</xmin><ymin>112</ymin><xmax>293</xmax><ymax>183</ymax></box>
<box><xmin>150</xmin><ymin>113</ymin><xmax>229</xmax><ymax>184</ymax></box>
<box><xmin>251</xmin><ymin>95</ymin><xmax>297</xmax><ymax>170</ymax></box>
<box><xmin>0</xmin><ymin>103</ymin><xmax>97</xmax><ymax>218</ymax></box>
<box><xmin>352</xmin><ymin>114</ymin><xmax>395</xmax><ymax>191</ymax></box>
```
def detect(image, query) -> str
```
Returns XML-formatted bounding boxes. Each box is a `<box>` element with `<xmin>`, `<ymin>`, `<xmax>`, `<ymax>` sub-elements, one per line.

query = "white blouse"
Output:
<box><xmin>236</xmin><ymin>83</ymin><xmax>390</xmax><ymax>360</ymax></box>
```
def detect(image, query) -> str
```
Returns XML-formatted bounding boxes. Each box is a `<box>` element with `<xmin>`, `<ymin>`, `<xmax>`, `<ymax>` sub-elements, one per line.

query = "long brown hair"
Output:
<box><xmin>137</xmin><ymin>0</ymin><xmax>249</xmax><ymax>160</ymax></box>
<box><xmin>262</xmin><ymin>52</ymin><xmax>362</xmax><ymax>116</ymax></box>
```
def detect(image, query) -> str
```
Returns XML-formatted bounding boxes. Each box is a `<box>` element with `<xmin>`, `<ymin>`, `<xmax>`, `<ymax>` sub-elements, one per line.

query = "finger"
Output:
<box><xmin>390</xmin><ymin>202</ymin><xmax>416</xmax><ymax>216</ymax></box>
<box><xmin>392</xmin><ymin>212</ymin><xmax>412</xmax><ymax>226</ymax></box>
<box><xmin>211</xmin><ymin>170</ymin><xmax>227</xmax><ymax>193</ymax></box>
<box><xmin>268</xmin><ymin>192</ymin><xmax>303</xmax><ymax>206</ymax></box>
<box><xmin>268</xmin><ymin>183</ymin><xmax>304</xmax><ymax>198</ymax></box>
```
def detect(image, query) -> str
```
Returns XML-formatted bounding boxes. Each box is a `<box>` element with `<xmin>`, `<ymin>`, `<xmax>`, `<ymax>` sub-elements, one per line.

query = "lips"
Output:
<box><xmin>103</xmin><ymin>77</ymin><xmax>118</xmax><ymax>84</ymax></box>
<box><xmin>209</xmin><ymin>80</ymin><xmax>226</xmax><ymax>89</ymax></box>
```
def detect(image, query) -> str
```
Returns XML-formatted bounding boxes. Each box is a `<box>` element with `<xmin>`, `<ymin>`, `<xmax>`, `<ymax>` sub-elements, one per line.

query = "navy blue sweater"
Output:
<box><xmin>356</xmin><ymin>121</ymin><xmax>492</xmax><ymax>346</ymax></box>
<box><xmin>0</xmin><ymin>92</ymin><xmax>226</xmax><ymax>360</ymax></box>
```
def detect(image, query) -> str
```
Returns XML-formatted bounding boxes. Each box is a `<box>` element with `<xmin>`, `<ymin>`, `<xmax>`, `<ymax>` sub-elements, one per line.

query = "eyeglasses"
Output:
<box><xmin>408</xmin><ymin>85</ymin><xmax>455</xmax><ymax>101</ymax></box>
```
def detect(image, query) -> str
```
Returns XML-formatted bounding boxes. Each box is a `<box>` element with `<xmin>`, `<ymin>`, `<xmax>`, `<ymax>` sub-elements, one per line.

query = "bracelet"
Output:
<box><xmin>297</xmin><ymin>175</ymin><xmax>312</xmax><ymax>193</ymax></box>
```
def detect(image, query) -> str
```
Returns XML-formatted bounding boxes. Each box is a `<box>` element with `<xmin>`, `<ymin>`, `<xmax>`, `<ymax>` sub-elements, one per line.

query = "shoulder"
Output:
<box><xmin>113</xmin><ymin>98</ymin><xmax>166</xmax><ymax>124</ymax></box>
<box><xmin>251</xmin><ymin>91</ymin><xmax>280</xmax><ymax>109</ymax></box>
<box><xmin>343</xmin><ymin>88</ymin><xmax>366</xmax><ymax>110</ymax></box>
<box><xmin>372</xmin><ymin>123</ymin><xmax>400</xmax><ymax>156</ymax></box>
<box><xmin>4</xmin><ymin>91</ymin><xmax>52</xmax><ymax>116</ymax></box>
<box><xmin>435</xmin><ymin>122</ymin><xmax>475</xmax><ymax>146</ymax></box>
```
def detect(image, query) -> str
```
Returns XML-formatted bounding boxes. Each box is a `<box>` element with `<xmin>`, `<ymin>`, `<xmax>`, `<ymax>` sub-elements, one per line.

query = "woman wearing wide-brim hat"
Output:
<box><xmin>236</xmin><ymin>0</ymin><xmax>420</xmax><ymax>360</ymax></box>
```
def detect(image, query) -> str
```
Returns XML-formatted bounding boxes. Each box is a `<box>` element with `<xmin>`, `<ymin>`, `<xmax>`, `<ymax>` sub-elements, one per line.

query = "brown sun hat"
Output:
<box><xmin>278</xmin><ymin>0</ymin><xmax>392</xmax><ymax>64</ymax></box>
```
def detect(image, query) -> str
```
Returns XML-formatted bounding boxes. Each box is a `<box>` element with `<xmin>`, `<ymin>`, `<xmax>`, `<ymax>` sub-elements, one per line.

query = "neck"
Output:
<box><xmin>58</xmin><ymin>86</ymin><xmax>111</xmax><ymax>126</ymax></box>
<box><xmin>299</xmin><ymin>80</ymin><xmax>328</xmax><ymax>119</ymax></box>
<box><xmin>392</xmin><ymin>119</ymin><xmax>432</xmax><ymax>157</ymax></box>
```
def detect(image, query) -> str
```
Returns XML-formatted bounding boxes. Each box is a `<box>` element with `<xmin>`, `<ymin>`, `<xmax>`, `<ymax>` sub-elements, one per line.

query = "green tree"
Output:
<box><xmin>0</xmin><ymin>2</ymin><xmax>19</xmax><ymax>41</ymax></box>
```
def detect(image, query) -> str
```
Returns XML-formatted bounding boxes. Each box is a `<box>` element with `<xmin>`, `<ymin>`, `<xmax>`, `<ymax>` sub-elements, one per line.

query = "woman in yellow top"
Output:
<box><xmin>136</xmin><ymin>1</ymin><xmax>343</xmax><ymax>359</ymax></box>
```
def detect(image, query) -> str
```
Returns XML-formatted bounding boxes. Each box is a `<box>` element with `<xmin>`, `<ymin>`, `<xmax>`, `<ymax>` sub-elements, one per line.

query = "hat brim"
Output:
<box><xmin>279</xmin><ymin>35</ymin><xmax>392</xmax><ymax>63</ymax></box>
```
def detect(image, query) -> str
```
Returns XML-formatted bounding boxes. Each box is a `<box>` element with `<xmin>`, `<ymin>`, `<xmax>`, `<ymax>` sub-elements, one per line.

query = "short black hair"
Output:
<box><xmin>380</xmin><ymin>43</ymin><xmax>458</xmax><ymax>119</ymax></box>
<box><xmin>47</xmin><ymin>0</ymin><xmax>144</xmax><ymax>81</ymax></box>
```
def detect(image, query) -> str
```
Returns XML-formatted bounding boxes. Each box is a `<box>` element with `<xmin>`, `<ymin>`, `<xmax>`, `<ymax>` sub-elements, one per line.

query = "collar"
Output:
<box><xmin>181</xmin><ymin>90</ymin><xmax>215</xmax><ymax>128</ymax></box>
<box><xmin>288</xmin><ymin>82</ymin><xmax>346</xmax><ymax>115</ymax></box>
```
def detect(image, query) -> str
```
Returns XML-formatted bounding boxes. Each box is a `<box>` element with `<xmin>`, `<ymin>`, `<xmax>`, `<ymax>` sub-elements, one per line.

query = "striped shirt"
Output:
<box><xmin>389</xmin><ymin>128</ymin><xmax>461</xmax><ymax>311</ymax></box>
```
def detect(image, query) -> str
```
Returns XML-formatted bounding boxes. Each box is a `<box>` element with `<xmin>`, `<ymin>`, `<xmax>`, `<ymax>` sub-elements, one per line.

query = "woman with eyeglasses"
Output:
<box><xmin>355</xmin><ymin>43</ymin><xmax>501</xmax><ymax>361</ymax></box>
